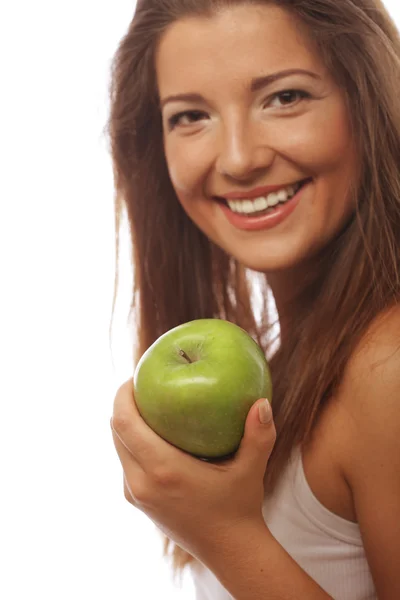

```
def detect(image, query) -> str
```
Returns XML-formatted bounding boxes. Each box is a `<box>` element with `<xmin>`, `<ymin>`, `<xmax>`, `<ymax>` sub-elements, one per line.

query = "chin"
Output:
<box><xmin>240</xmin><ymin>258</ymin><xmax>301</xmax><ymax>274</ymax></box>
<box><xmin>226</xmin><ymin>243</ymin><xmax>311</xmax><ymax>274</ymax></box>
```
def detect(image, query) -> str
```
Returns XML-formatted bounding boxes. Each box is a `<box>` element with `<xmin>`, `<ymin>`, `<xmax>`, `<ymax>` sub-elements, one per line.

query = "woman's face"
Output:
<box><xmin>156</xmin><ymin>4</ymin><xmax>358</xmax><ymax>273</ymax></box>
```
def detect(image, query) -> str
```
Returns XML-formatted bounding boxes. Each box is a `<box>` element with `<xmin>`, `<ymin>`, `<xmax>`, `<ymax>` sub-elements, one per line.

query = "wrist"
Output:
<box><xmin>197</xmin><ymin>516</ymin><xmax>270</xmax><ymax>570</ymax></box>
<box><xmin>195</xmin><ymin>517</ymin><xmax>332</xmax><ymax>600</ymax></box>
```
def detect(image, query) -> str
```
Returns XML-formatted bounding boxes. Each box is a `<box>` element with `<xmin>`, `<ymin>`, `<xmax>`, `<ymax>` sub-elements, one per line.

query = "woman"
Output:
<box><xmin>108</xmin><ymin>1</ymin><xmax>400</xmax><ymax>598</ymax></box>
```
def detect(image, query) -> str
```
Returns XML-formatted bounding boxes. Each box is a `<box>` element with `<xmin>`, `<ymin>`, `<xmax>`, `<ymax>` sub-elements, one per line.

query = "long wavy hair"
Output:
<box><xmin>106</xmin><ymin>0</ymin><xmax>400</xmax><ymax>581</ymax></box>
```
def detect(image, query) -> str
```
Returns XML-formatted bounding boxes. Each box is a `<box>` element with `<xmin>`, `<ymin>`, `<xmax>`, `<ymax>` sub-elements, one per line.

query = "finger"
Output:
<box><xmin>235</xmin><ymin>399</ymin><xmax>276</xmax><ymax>472</ymax></box>
<box><xmin>112</xmin><ymin>428</ymin><xmax>146</xmax><ymax>505</ymax></box>
<box><xmin>123</xmin><ymin>475</ymin><xmax>137</xmax><ymax>506</ymax></box>
<box><xmin>112</xmin><ymin>379</ymin><xmax>167</xmax><ymax>469</ymax></box>
<box><xmin>112</xmin><ymin>378</ymin><xmax>194</xmax><ymax>470</ymax></box>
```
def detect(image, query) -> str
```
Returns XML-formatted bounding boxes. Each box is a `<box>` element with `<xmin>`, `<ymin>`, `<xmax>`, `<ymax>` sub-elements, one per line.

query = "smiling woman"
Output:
<box><xmin>155</xmin><ymin>6</ymin><xmax>359</xmax><ymax>277</ymax></box>
<box><xmin>107</xmin><ymin>1</ymin><xmax>400</xmax><ymax>599</ymax></box>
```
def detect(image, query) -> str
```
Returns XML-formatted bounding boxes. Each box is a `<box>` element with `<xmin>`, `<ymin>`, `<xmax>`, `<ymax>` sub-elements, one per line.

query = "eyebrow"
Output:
<box><xmin>160</xmin><ymin>68</ymin><xmax>320</xmax><ymax>109</ymax></box>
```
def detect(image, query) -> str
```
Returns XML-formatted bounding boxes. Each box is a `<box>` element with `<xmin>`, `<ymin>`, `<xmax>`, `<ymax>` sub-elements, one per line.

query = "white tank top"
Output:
<box><xmin>190</xmin><ymin>446</ymin><xmax>377</xmax><ymax>600</ymax></box>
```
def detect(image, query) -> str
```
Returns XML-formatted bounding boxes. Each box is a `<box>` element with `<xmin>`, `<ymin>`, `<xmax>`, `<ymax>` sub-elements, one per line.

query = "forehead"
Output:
<box><xmin>156</xmin><ymin>4</ymin><xmax>323</xmax><ymax>94</ymax></box>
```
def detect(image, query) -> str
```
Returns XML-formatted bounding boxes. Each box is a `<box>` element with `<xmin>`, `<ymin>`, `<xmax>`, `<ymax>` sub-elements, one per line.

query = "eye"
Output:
<box><xmin>266</xmin><ymin>89</ymin><xmax>311</xmax><ymax>109</ymax></box>
<box><xmin>167</xmin><ymin>110</ymin><xmax>208</xmax><ymax>131</ymax></box>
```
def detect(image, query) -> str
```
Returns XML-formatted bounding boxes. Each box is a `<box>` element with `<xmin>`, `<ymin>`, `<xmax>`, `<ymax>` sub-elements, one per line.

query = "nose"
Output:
<box><xmin>215</xmin><ymin>119</ymin><xmax>275</xmax><ymax>181</ymax></box>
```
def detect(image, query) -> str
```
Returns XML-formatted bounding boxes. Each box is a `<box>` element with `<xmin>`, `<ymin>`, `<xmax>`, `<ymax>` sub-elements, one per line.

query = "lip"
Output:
<box><xmin>218</xmin><ymin>180</ymin><xmax>306</xmax><ymax>200</ymax></box>
<box><xmin>218</xmin><ymin>178</ymin><xmax>311</xmax><ymax>232</ymax></box>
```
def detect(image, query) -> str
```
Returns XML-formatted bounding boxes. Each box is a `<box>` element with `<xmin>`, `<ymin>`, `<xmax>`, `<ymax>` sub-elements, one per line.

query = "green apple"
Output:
<box><xmin>133</xmin><ymin>318</ymin><xmax>272</xmax><ymax>459</ymax></box>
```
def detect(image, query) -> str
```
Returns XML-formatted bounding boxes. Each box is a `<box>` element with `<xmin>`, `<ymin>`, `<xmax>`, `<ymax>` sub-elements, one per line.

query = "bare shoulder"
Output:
<box><xmin>337</xmin><ymin>303</ymin><xmax>400</xmax><ymax>597</ymax></box>
<box><xmin>340</xmin><ymin>304</ymin><xmax>400</xmax><ymax>425</ymax></box>
<box><xmin>339</xmin><ymin>303</ymin><xmax>400</xmax><ymax>459</ymax></box>
<box><xmin>349</xmin><ymin>303</ymin><xmax>400</xmax><ymax>369</ymax></box>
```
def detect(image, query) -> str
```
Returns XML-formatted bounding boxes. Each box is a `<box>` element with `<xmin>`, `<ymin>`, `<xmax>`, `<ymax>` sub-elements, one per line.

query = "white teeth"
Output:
<box><xmin>277</xmin><ymin>189</ymin><xmax>289</xmax><ymax>202</ymax></box>
<box><xmin>243</xmin><ymin>200</ymin><xmax>253</xmax><ymax>213</ymax></box>
<box><xmin>226</xmin><ymin>182</ymin><xmax>302</xmax><ymax>215</ymax></box>
<box><xmin>254</xmin><ymin>197</ymin><xmax>268</xmax><ymax>212</ymax></box>
<box><xmin>268</xmin><ymin>193</ymin><xmax>279</xmax><ymax>207</ymax></box>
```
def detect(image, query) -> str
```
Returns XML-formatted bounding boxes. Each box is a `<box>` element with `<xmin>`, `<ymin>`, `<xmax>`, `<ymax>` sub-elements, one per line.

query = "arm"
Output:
<box><xmin>198</xmin><ymin>518</ymin><xmax>332</xmax><ymax>600</ymax></box>
<box><xmin>339</xmin><ymin>309</ymin><xmax>400</xmax><ymax>599</ymax></box>
<box><xmin>198</xmin><ymin>308</ymin><xmax>400</xmax><ymax>600</ymax></box>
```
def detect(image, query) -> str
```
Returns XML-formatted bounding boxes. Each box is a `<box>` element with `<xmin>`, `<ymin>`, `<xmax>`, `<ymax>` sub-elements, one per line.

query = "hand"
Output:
<box><xmin>110</xmin><ymin>379</ymin><xmax>276</xmax><ymax>561</ymax></box>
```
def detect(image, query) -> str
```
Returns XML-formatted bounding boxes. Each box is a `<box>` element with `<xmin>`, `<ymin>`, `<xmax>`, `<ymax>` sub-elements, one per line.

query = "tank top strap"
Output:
<box><xmin>290</xmin><ymin>445</ymin><xmax>363</xmax><ymax>545</ymax></box>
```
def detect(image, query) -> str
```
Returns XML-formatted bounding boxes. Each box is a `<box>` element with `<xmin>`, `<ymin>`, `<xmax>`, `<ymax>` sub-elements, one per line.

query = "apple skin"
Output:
<box><xmin>133</xmin><ymin>319</ymin><xmax>272</xmax><ymax>459</ymax></box>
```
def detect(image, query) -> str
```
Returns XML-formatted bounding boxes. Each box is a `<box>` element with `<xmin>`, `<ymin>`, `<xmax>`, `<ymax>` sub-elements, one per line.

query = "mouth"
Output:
<box><xmin>214</xmin><ymin>178</ymin><xmax>313</xmax><ymax>217</ymax></box>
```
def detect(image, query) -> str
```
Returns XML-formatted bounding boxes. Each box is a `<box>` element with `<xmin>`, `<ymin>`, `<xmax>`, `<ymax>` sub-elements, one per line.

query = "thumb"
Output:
<box><xmin>235</xmin><ymin>398</ymin><xmax>276</xmax><ymax>467</ymax></box>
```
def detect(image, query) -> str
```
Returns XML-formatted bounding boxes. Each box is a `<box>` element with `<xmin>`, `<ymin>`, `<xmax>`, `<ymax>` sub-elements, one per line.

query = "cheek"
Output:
<box><xmin>276</xmin><ymin>105</ymin><xmax>353</xmax><ymax>175</ymax></box>
<box><xmin>164</xmin><ymin>138</ymin><xmax>213</xmax><ymax>197</ymax></box>
<box><xmin>164</xmin><ymin>142</ymin><xmax>208</xmax><ymax>227</ymax></box>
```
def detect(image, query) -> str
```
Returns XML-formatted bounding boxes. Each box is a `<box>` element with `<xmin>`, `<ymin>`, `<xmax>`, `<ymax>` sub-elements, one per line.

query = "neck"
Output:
<box><xmin>265</xmin><ymin>223</ymin><xmax>353</xmax><ymax>345</ymax></box>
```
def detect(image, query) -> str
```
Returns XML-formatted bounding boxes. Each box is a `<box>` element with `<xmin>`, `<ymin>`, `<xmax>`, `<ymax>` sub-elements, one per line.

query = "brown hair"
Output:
<box><xmin>106</xmin><ymin>0</ymin><xmax>400</xmax><ymax>582</ymax></box>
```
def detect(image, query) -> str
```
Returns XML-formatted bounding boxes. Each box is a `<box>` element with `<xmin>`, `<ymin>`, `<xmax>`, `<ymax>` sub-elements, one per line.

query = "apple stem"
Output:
<box><xmin>179</xmin><ymin>349</ymin><xmax>193</xmax><ymax>364</ymax></box>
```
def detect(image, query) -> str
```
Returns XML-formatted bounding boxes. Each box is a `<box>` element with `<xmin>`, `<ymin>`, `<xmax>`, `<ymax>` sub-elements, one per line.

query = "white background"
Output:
<box><xmin>1</xmin><ymin>1</ymin><xmax>399</xmax><ymax>598</ymax></box>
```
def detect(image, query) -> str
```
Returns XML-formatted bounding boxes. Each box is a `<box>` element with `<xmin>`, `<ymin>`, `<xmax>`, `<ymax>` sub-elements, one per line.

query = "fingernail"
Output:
<box><xmin>259</xmin><ymin>399</ymin><xmax>273</xmax><ymax>424</ymax></box>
